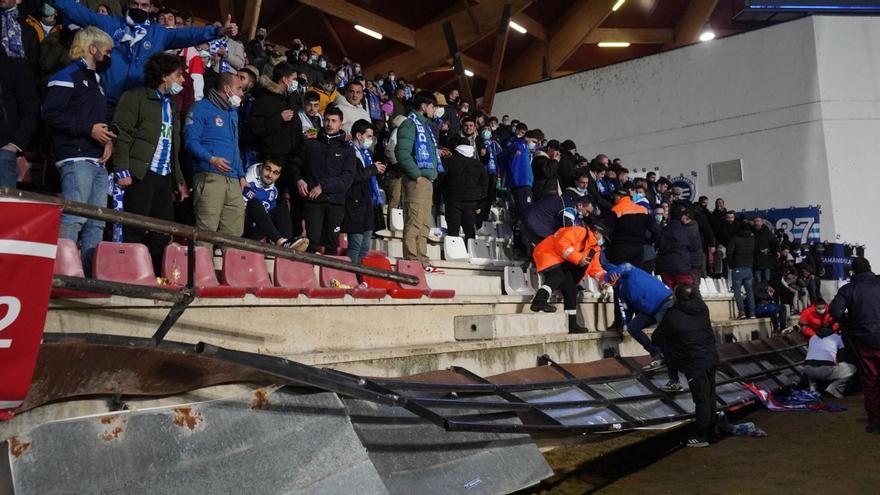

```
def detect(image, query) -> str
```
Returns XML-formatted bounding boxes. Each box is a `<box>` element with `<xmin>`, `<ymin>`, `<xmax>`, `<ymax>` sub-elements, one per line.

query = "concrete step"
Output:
<box><xmin>453</xmin><ymin>313</ymin><xmax>567</xmax><ymax>340</ymax></box>
<box><xmin>426</xmin><ymin>273</ymin><xmax>503</xmax><ymax>296</ymax></box>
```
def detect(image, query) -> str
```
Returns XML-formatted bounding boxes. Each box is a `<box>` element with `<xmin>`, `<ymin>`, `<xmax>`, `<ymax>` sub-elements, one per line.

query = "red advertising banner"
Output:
<box><xmin>0</xmin><ymin>200</ymin><xmax>61</xmax><ymax>420</ymax></box>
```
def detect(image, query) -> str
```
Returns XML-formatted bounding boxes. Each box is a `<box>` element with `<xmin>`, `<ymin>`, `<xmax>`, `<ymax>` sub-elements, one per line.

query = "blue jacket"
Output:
<box><xmin>604</xmin><ymin>262</ymin><xmax>672</xmax><ymax>315</ymax></box>
<box><xmin>184</xmin><ymin>98</ymin><xmax>244</xmax><ymax>179</ymax></box>
<box><xmin>501</xmin><ymin>137</ymin><xmax>532</xmax><ymax>188</ymax></box>
<box><xmin>656</xmin><ymin>220</ymin><xmax>702</xmax><ymax>276</ymax></box>
<box><xmin>51</xmin><ymin>0</ymin><xmax>220</xmax><ymax>104</ymax></box>
<box><xmin>42</xmin><ymin>58</ymin><xmax>107</xmax><ymax>162</ymax></box>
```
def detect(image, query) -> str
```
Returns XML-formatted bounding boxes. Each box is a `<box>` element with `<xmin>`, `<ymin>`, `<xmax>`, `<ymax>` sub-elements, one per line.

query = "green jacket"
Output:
<box><xmin>394</xmin><ymin>112</ymin><xmax>439</xmax><ymax>181</ymax></box>
<box><xmin>112</xmin><ymin>87</ymin><xmax>184</xmax><ymax>185</ymax></box>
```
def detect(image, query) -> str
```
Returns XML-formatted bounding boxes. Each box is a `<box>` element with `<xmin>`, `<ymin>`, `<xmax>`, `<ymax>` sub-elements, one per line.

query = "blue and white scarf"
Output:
<box><xmin>208</xmin><ymin>37</ymin><xmax>233</xmax><ymax>73</ymax></box>
<box><xmin>408</xmin><ymin>112</ymin><xmax>441</xmax><ymax>171</ymax></box>
<box><xmin>366</xmin><ymin>91</ymin><xmax>382</xmax><ymax>121</ymax></box>
<box><xmin>483</xmin><ymin>140</ymin><xmax>501</xmax><ymax>175</ymax></box>
<box><xmin>148</xmin><ymin>91</ymin><xmax>173</xmax><ymax>176</ymax></box>
<box><xmin>352</xmin><ymin>142</ymin><xmax>383</xmax><ymax>206</ymax></box>
<box><xmin>0</xmin><ymin>7</ymin><xmax>25</xmax><ymax>59</ymax></box>
<box><xmin>114</xmin><ymin>15</ymin><xmax>149</xmax><ymax>54</ymax></box>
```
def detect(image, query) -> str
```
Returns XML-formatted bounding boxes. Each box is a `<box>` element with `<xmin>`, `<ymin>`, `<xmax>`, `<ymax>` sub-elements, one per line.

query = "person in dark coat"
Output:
<box><xmin>531</xmin><ymin>139</ymin><xmax>561</xmax><ymax>199</ymax></box>
<box><xmin>655</xmin><ymin>208</ymin><xmax>702</xmax><ymax>289</ymax></box>
<box><xmin>248</xmin><ymin>62</ymin><xmax>303</xmax><ymax>165</ymax></box>
<box><xmin>728</xmin><ymin>219</ymin><xmax>757</xmax><ymax>318</ymax></box>
<box><xmin>291</xmin><ymin>106</ymin><xmax>356</xmax><ymax>254</ymax></box>
<box><xmin>0</xmin><ymin>0</ymin><xmax>40</xmax><ymax>74</ymax></box>
<box><xmin>752</xmin><ymin>216</ymin><xmax>778</xmax><ymax>286</ymax></box>
<box><xmin>715</xmin><ymin>210</ymin><xmax>738</xmax><ymax>278</ymax></box>
<box><xmin>557</xmin><ymin>139</ymin><xmax>579</xmax><ymax>190</ymax></box>
<box><xmin>830</xmin><ymin>257</ymin><xmax>880</xmax><ymax>434</ymax></box>
<box><xmin>0</xmin><ymin>53</ymin><xmax>39</xmax><ymax>189</ymax></box>
<box><xmin>442</xmin><ymin>142</ymin><xmax>487</xmax><ymax>241</ymax></box>
<box><xmin>342</xmin><ymin>119</ymin><xmax>386</xmax><ymax>264</ymax></box>
<box><xmin>652</xmin><ymin>283</ymin><xmax>720</xmax><ymax>447</ymax></box>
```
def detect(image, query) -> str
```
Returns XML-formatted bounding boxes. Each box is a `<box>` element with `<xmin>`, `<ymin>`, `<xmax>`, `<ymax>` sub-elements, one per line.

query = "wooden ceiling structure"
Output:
<box><xmin>165</xmin><ymin>0</ymin><xmax>771</xmax><ymax>110</ymax></box>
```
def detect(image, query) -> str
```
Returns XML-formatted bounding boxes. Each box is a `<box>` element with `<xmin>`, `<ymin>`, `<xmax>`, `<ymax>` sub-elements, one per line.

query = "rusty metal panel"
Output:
<box><xmin>5</xmin><ymin>389</ymin><xmax>389</xmax><ymax>495</ymax></box>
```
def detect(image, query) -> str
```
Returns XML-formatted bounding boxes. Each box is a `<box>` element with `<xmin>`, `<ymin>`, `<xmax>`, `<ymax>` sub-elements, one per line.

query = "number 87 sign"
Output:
<box><xmin>0</xmin><ymin>200</ymin><xmax>61</xmax><ymax>420</ymax></box>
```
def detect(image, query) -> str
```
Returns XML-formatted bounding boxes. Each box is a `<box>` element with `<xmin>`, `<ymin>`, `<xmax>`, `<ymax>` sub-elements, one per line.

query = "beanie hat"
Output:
<box><xmin>852</xmin><ymin>257</ymin><xmax>872</xmax><ymax>274</ymax></box>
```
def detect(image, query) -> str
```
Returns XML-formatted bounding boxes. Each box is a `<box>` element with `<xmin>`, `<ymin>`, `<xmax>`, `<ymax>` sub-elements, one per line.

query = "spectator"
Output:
<box><xmin>755</xmin><ymin>284</ymin><xmax>788</xmax><ymax>333</ymax></box>
<box><xmin>501</xmin><ymin>126</ymin><xmax>539</xmax><ymax>222</ymax></box>
<box><xmin>444</xmin><ymin>88</ymin><xmax>461</xmax><ymax>137</ymax></box>
<box><xmin>364</xmin><ymin>79</ymin><xmax>383</xmax><ymax>126</ymax></box>
<box><xmin>0</xmin><ymin>0</ymin><xmax>39</xmax><ymax>71</ymax></box>
<box><xmin>693</xmin><ymin>195</ymin><xmax>716</xmax><ymax>276</ymax></box>
<box><xmin>185</xmin><ymin>72</ymin><xmax>247</xmax><ymax>250</ymax></box>
<box><xmin>293</xmin><ymin>106</ymin><xmax>355</xmax><ymax>254</ymax></box>
<box><xmin>529</xmin><ymin>224</ymin><xmax>608</xmax><ymax>334</ymax></box>
<box><xmin>333</xmin><ymin>80</ymin><xmax>370</xmax><ymax>136</ymax></box>
<box><xmin>112</xmin><ymin>52</ymin><xmax>188</xmax><ymax>271</ymax></box>
<box><xmin>25</xmin><ymin>3</ymin><xmax>62</xmax><ymax>43</ymax></box>
<box><xmin>245</xmin><ymin>27</ymin><xmax>268</xmax><ymax>64</ymax></box>
<box><xmin>523</xmin><ymin>173</ymin><xmax>593</xmax><ymax>245</ymax></box>
<box><xmin>394</xmin><ymin>90</ymin><xmax>442</xmax><ymax>271</ymax></box>
<box><xmin>605</xmin><ymin>262</ymin><xmax>682</xmax><ymax>390</ymax></box>
<box><xmin>652</xmin><ymin>284</ymin><xmax>719</xmax><ymax>448</ymax></box>
<box><xmin>557</xmin><ymin>139</ymin><xmax>579</xmax><ymax>190</ymax></box>
<box><xmin>752</xmin><ymin>216</ymin><xmax>778</xmax><ymax>286</ymax></box>
<box><xmin>155</xmin><ymin>7</ymin><xmax>175</xmax><ymax>28</ymax></box>
<box><xmin>715</xmin><ymin>210</ymin><xmax>738</xmax><ymax>278</ymax></box>
<box><xmin>448</xmin><ymin>113</ymin><xmax>477</xmax><ymax>149</ymax></box>
<box><xmin>830</xmin><ymin>257</ymin><xmax>880</xmax><ymax>434</ymax></box>
<box><xmin>709</xmin><ymin>198</ymin><xmax>727</xmax><ymax>244</ymax></box>
<box><xmin>803</xmin><ymin>325</ymin><xmax>856</xmax><ymax>399</ymax></box>
<box><xmin>310</xmin><ymin>68</ymin><xmax>339</xmax><ymax>113</ymax></box>
<box><xmin>586</xmin><ymin>160</ymin><xmax>612</xmax><ymax>214</ymax></box>
<box><xmin>477</xmin><ymin>123</ymin><xmax>502</xmax><ymax>227</ymax></box>
<box><xmin>242</xmin><ymin>158</ymin><xmax>307</xmax><ymax>251</ymax></box>
<box><xmin>42</xmin><ymin>27</ymin><xmax>114</xmax><ymax>275</ymax></box>
<box><xmin>382</xmin><ymin>69</ymin><xmax>398</xmax><ymax>96</ymax></box>
<box><xmin>442</xmin><ymin>141</ymin><xmax>487</xmax><ymax>242</ymax></box>
<box><xmin>728</xmin><ymin>219</ymin><xmax>756</xmax><ymax>319</ymax></box>
<box><xmin>0</xmin><ymin>48</ymin><xmax>38</xmax><ymax>189</ymax></box>
<box><xmin>798</xmin><ymin>298</ymin><xmax>837</xmax><ymax>338</ymax></box>
<box><xmin>342</xmin><ymin>119</ymin><xmax>386</xmax><ymax>264</ymax></box>
<box><xmin>298</xmin><ymin>90</ymin><xmax>323</xmax><ymax>135</ymax></box>
<box><xmin>531</xmin><ymin>139</ymin><xmax>560</xmax><ymax>200</ymax></box>
<box><xmin>50</xmin><ymin>0</ymin><xmax>238</xmax><ymax>105</ymax></box>
<box><xmin>248</xmin><ymin>62</ymin><xmax>302</xmax><ymax>169</ymax></box>
<box><xmin>656</xmin><ymin>207</ymin><xmax>701</xmax><ymax>289</ymax></box>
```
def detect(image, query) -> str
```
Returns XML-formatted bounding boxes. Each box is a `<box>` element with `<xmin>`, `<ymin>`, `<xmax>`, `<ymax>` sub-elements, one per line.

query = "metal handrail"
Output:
<box><xmin>0</xmin><ymin>187</ymin><xmax>418</xmax><ymax>285</ymax></box>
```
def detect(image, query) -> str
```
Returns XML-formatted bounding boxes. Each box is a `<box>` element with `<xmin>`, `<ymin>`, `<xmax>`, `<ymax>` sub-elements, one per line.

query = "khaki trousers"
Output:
<box><xmin>402</xmin><ymin>177</ymin><xmax>433</xmax><ymax>266</ymax></box>
<box><xmin>193</xmin><ymin>172</ymin><xmax>245</xmax><ymax>250</ymax></box>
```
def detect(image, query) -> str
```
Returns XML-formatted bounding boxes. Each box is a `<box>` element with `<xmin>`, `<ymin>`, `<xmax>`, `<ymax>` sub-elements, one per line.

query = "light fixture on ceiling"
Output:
<box><xmin>612</xmin><ymin>0</ymin><xmax>626</xmax><ymax>11</ymax></box>
<box><xmin>509</xmin><ymin>20</ymin><xmax>527</xmax><ymax>34</ymax></box>
<box><xmin>699</xmin><ymin>24</ymin><xmax>716</xmax><ymax>42</ymax></box>
<box><xmin>597</xmin><ymin>41</ymin><xmax>631</xmax><ymax>48</ymax></box>
<box><xmin>354</xmin><ymin>24</ymin><xmax>383</xmax><ymax>40</ymax></box>
<box><xmin>464</xmin><ymin>69</ymin><xmax>475</xmax><ymax>77</ymax></box>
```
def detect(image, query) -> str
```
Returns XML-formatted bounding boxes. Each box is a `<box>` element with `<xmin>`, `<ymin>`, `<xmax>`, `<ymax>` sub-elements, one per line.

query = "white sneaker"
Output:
<box><xmin>824</xmin><ymin>385</ymin><xmax>844</xmax><ymax>399</ymax></box>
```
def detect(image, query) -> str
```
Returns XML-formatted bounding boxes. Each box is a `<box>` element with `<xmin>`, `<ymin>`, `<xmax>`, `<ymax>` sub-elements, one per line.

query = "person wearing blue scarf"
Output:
<box><xmin>478</xmin><ymin>124</ymin><xmax>502</xmax><ymax>227</ymax></box>
<box><xmin>343</xmin><ymin>119</ymin><xmax>387</xmax><ymax>264</ymax></box>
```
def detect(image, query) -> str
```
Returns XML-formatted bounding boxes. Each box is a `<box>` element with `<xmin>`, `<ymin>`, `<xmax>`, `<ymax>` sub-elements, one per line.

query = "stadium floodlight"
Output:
<box><xmin>699</xmin><ymin>29</ymin><xmax>716</xmax><ymax>42</ymax></box>
<box><xmin>612</xmin><ymin>0</ymin><xmax>626</xmax><ymax>11</ymax></box>
<box><xmin>509</xmin><ymin>21</ymin><xmax>527</xmax><ymax>34</ymax></box>
<box><xmin>354</xmin><ymin>25</ymin><xmax>383</xmax><ymax>40</ymax></box>
<box><xmin>597</xmin><ymin>41</ymin><xmax>631</xmax><ymax>48</ymax></box>
<box><xmin>464</xmin><ymin>69</ymin><xmax>475</xmax><ymax>77</ymax></box>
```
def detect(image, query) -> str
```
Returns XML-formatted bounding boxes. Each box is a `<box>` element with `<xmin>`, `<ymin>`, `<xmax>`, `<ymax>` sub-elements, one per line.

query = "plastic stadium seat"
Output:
<box><xmin>221</xmin><ymin>248</ymin><xmax>299</xmax><ymax>298</ymax></box>
<box><xmin>162</xmin><ymin>243</ymin><xmax>245</xmax><ymax>298</ymax></box>
<box><xmin>443</xmin><ymin>236</ymin><xmax>469</xmax><ymax>261</ymax></box>
<box><xmin>274</xmin><ymin>258</ymin><xmax>344</xmax><ymax>298</ymax></box>
<box><xmin>467</xmin><ymin>236</ymin><xmax>495</xmax><ymax>266</ymax></box>
<box><xmin>396</xmin><ymin>260</ymin><xmax>454</xmax><ymax>298</ymax></box>
<box><xmin>503</xmin><ymin>266</ymin><xmax>536</xmax><ymax>296</ymax></box>
<box><xmin>390</xmin><ymin>208</ymin><xmax>405</xmax><ymax>232</ymax></box>
<box><xmin>319</xmin><ymin>256</ymin><xmax>386</xmax><ymax>298</ymax></box>
<box><xmin>359</xmin><ymin>257</ymin><xmax>424</xmax><ymax>299</ymax></box>
<box><xmin>699</xmin><ymin>277</ymin><xmax>718</xmax><ymax>295</ymax></box>
<box><xmin>51</xmin><ymin>239</ymin><xmax>108</xmax><ymax>298</ymax></box>
<box><xmin>336</xmin><ymin>233</ymin><xmax>348</xmax><ymax>256</ymax></box>
<box><xmin>476</xmin><ymin>221</ymin><xmax>495</xmax><ymax>237</ymax></box>
<box><xmin>94</xmin><ymin>241</ymin><xmax>158</xmax><ymax>287</ymax></box>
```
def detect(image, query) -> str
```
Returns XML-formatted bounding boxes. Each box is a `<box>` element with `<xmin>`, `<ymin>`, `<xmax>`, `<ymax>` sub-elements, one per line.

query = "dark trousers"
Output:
<box><xmin>511</xmin><ymin>186</ymin><xmax>533</xmax><ymax>252</ymax></box>
<box><xmin>686</xmin><ymin>367</ymin><xmax>717</xmax><ymax>441</ymax></box>
<box><xmin>607</xmin><ymin>243</ymin><xmax>645</xmax><ymax>325</ymax></box>
<box><xmin>303</xmin><ymin>201</ymin><xmax>345</xmax><ymax>254</ymax></box>
<box><xmin>533</xmin><ymin>263</ymin><xmax>586</xmax><ymax>311</ymax></box>
<box><xmin>244</xmin><ymin>200</ymin><xmax>293</xmax><ymax>243</ymax></box>
<box><xmin>123</xmin><ymin>171</ymin><xmax>174</xmax><ymax>274</ymax></box>
<box><xmin>476</xmin><ymin>173</ymin><xmax>496</xmax><ymax>229</ymax></box>
<box><xmin>445</xmin><ymin>200</ymin><xmax>478</xmax><ymax>241</ymax></box>
<box><xmin>856</xmin><ymin>344</ymin><xmax>880</xmax><ymax>426</ymax></box>
<box><xmin>289</xmin><ymin>192</ymin><xmax>305</xmax><ymax>238</ymax></box>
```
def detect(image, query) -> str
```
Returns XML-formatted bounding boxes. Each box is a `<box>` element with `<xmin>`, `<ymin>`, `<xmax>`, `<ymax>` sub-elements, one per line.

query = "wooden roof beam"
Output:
<box><xmin>586</xmin><ymin>28</ymin><xmax>673</xmax><ymax>45</ymax></box>
<box><xmin>483</xmin><ymin>3</ymin><xmax>511</xmax><ymax>114</ymax></box>
<box><xmin>510</xmin><ymin>13</ymin><xmax>546</xmax><ymax>41</ymax></box>
<box><xmin>665</xmin><ymin>0</ymin><xmax>719</xmax><ymax>49</ymax></box>
<box><xmin>298</xmin><ymin>0</ymin><xmax>417</xmax><ymax>48</ymax></box>
<box><xmin>267</xmin><ymin>4</ymin><xmax>305</xmax><ymax>36</ymax></box>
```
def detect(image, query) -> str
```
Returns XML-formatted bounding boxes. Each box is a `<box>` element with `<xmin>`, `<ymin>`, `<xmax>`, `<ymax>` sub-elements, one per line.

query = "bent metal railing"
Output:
<box><xmin>0</xmin><ymin>187</ymin><xmax>418</xmax><ymax>344</ymax></box>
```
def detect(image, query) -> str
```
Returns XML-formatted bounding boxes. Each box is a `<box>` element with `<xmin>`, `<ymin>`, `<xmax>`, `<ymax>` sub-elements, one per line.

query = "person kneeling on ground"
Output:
<box><xmin>803</xmin><ymin>326</ymin><xmax>856</xmax><ymax>399</ymax></box>
<box><xmin>652</xmin><ymin>284</ymin><xmax>719</xmax><ymax>448</ymax></box>
<box><xmin>529</xmin><ymin>223</ymin><xmax>608</xmax><ymax>334</ymax></box>
<box><xmin>604</xmin><ymin>262</ymin><xmax>681</xmax><ymax>391</ymax></box>
<box><xmin>243</xmin><ymin>158</ymin><xmax>308</xmax><ymax>251</ymax></box>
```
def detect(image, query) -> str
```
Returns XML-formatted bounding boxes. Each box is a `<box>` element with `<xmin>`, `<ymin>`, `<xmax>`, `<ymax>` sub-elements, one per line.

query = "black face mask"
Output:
<box><xmin>256</xmin><ymin>34</ymin><xmax>265</xmax><ymax>41</ymax></box>
<box><xmin>95</xmin><ymin>54</ymin><xmax>112</xmax><ymax>73</ymax></box>
<box><xmin>127</xmin><ymin>7</ymin><xmax>149</xmax><ymax>24</ymax></box>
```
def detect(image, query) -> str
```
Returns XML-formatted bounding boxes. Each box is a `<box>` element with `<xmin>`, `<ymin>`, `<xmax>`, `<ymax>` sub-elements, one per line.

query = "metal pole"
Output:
<box><xmin>1</xmin><ymin>188</ymin><xmax>418</xmax><ymax>285</ymax></box>
<box><xmin>52</xmin><ymin>275</ymin><xmax>186</xmax><ymax>302</ymax></box>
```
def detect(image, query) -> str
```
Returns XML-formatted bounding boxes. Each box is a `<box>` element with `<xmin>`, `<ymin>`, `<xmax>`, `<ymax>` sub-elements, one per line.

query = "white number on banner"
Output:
<box><xmin>0</xmin><ymin>296</ymin><xmax>21</xmax><ymax>348</ymax></box>
<box><xmin>775</xmin><ymin>217</ymin><xmax>816</xmax><ymax>245</ymax></box>
<box><xmin>794</xmin><ymin>217</ymin><xmax>815</xmax><ymax>245</ymax></box>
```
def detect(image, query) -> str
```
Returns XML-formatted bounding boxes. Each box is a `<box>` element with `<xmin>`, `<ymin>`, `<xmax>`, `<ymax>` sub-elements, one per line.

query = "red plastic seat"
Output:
<box><xmin>397</xmin><ymin>260</ymin><xmax>455</xmax><ymax>299</ymax></box>
<box><xmin>93</xmin><ymin>241</ymin><xmax>158</xmax><ymax>286</ymax></box>
<box><xmin>319</xmin><ymin>256</ymin><xmax>386</xmax><ymax>298</ymax></box>
<box><xmin>360</xmin><ymin>257</ymin><xmax>424</xmax><ymax>299</ymax></box>
<box><xmin>274</xmin><ymin>258</ymin><xmax>344</xmax><ymax>298</ymax></box>
<box><xmin>221</xmin><ymin>248</ymin><xmax>299</xmax><ymax>298</ymax></box>
<box><xmin>162</xmin><ymin>243</ymin><xmax>246</xmax><ymax>298</ymax></box>
<box><xmin>51</xmin><ymin>239</ymin><xmax>108</xmax><ymax>298</ymax></box>
<box><xmin>336</xmin><ymin>233</ymin><xmax>348</xmax><ymax>256</ymax></box>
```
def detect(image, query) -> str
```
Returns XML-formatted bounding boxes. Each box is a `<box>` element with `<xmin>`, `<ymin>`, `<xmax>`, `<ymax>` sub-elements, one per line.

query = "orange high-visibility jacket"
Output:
<box><xmin>533</xmin><ymin>226</ymin><xmax>605</xmax><ymax>280</ymax></box>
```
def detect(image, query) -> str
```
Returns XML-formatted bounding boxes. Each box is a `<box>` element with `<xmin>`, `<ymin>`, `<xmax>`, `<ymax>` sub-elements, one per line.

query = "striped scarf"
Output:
<box><xmin>0</xmin><ymin>7</ymin><xmax>25</xmax><ymax>58</ymax></box>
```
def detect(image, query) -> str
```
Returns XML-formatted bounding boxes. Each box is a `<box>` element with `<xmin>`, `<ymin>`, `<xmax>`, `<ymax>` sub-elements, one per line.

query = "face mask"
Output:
<box><xmin>298</xmin><ymin>77</ymin><xmax>307</xmax><ymax>87</ymax></box>
<box><xmin>256</xmin><ymin>34</ymin><xmax>265</xmax><ymax>41</ymax></box>
<box><xmin>433</xmin><ymin>106</ymin><xmax>445</xmax><ymax>119</ymax></box>
<box><xmin>199</xmin><ymin>49</ymin><xmax>210</xmax><ymax>59</ymax></box>
<box><xmin>597</xmin><ymin>237</ymin><xmax>605</xmax><ymax>247</ymax></box>
<box><xmin>323</xmin><ymin>83</ymin><xmax>335</xmax><ymax>92</ymax></box>
<box><xmin>319</xmin><ymin>60</ymin><xmax>327</xmax><ymax>68</ymax></box>
<box><xmin>228</xmin><ymin>93</ymin><xmax>242</xmax><ymax>108</ymax></box>
<box><xmin>288</xmin><ymin>80</ymin><xmax>299</xmax><ymax>93</ymax></box>
<box><xmin>168</xmin><ymin>82</ymin><xmax>184</xmax><ymax>95</ymax></box>
<box><xmin>310</xmin><ymin>54</ymin><xmax>318</xmax><ymax>61</ymax></box>
<box><xmin>490</xmin><ymin>124</ymin><xmax>497</xmax><ymax>130</ymax></box>
<box><xmin>94</xmin><ymin>54</ymin><xmax>112</xmax><ymax>73</ymax></box>
<box><xmin>632</xmin><ymin>193</ymin><xmax>645</xmax><ymax>204</ymax></box>
<box><xmin>461</xmin><ymin>106</ymin><xmax>469</xmax><ymax>113</ymax></box>
<box><xmin>362</xmin><ymin>137</ymin><xmax>374</xmax><ymax>149</ymax></box>
<box><xmin>816</xmin><ymin>308</ymin><xmax>826</xmax><ymax>315</ymax></box>
<box><xmin>389</xmin><ymin>75</ymin><xmax>395</xmax><ymax>81</ymax></box>
<box><xmin>527</xmin><ymin>141</ymin><xmax>537</xmax><ymax>151</ymax></box>
<box><xmin>127</xmin><ymin>8</ymin><xmax>150</xmax><ymax>24</ymax></box>
<box><xmin>655</xmin><ymin>214</ymin><xmax>664</xmax><ymax>223</ymax></box>
<box><xmin>575</xmin><ymin>187</ymin><xmax>588</xmax><ymax>196</ymax></box>
<box><xmin>481</xmin><ymin>129</ymin><xmax>492</xmax><ymax>140</ymax></box>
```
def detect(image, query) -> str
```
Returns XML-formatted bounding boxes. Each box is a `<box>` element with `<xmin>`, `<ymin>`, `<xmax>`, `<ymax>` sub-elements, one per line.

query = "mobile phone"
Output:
<box><xmin>108</xmin><ymin>124</ymin><xmax>120</xmax><ymax>135</ymax></box>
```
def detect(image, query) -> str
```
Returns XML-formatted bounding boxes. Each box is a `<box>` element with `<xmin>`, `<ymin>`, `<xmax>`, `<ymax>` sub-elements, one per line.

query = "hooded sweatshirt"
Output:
<box><xmin>652</xmin><ymin>296</ymin><xmax>719</xmax><ymax>374</ymax></box>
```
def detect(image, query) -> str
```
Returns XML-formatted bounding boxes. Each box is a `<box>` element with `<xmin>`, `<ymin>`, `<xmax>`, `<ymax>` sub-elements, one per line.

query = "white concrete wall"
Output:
<box><xmin>493</xmin><ymin>16</ymin><xmax>880</xmax><ymax>264</ymax></box>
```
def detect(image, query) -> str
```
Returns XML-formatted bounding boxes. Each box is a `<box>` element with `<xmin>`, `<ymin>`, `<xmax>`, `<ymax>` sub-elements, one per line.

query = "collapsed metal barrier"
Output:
<box><xmin>0</xmin><ymin>188</ymin><xmax>418</xmax><ymax>344</ymax></box>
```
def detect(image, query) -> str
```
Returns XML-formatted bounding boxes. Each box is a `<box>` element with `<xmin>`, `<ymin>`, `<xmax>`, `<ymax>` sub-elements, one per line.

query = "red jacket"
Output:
<box><xmin>799</xmin><ymin>305</ymin><xmax>838</xmax><ymax>338</ymax></box>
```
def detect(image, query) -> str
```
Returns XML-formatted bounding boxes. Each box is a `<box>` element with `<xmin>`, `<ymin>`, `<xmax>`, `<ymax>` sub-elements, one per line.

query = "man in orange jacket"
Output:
<box><xmin>530</xmin><ymin>223</ymin><xmax>608</xmax><ymax>333</ymax></box>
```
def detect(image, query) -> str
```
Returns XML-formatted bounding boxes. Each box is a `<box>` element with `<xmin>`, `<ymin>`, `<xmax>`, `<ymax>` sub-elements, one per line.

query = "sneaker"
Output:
<box><xmin>530</xmin><ymin>303</ymin><xmax>557</xmax><ymax>313</ymax></box>
<box><xmin>662</xmin><ymin>380</ymin><xmax>684</xmax><ymax>393</ymax></box>
<box><xmin>424</xmin><ymin>265</ymin><xmax>445</xmax><ymax>274</ymax></box>
<box><xmin>282</xmin><ymin>237</ymin><xmax>309</xmax><ymax>252</ymax></box>
<box><xmin>685</xmin><ymin>438</ymin><xmax>709</xmax><ymax>448</ymax></box>
<box><xmin>824</xmin><ymin>385</ymin><xmax>844</xmax><ymax>399</ymax></box>
<box><xmin>642</xmin><ymin>359</ymin><xmax>664</xmax><ymax>371</ymax></box>
<box><xmin>735</xmin><ymin>313</ymin><xmax>748</xmax><ymax>320</ymax></box>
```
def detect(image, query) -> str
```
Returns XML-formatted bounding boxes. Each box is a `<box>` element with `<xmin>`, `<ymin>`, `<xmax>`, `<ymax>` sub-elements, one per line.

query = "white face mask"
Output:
<box><xmin>597</xmin><ymin>237</ymin><xmax>605</xmax><ymax>247</ymax></box>
<box><xmin>168</xmin><ymin>82</ymin><xmax>184</xmax><ymax>95</ymax></box>
<box><xmin>362</xmin><ymin>137</ymin><xmax>374</xmax><ymax>149</ymax></box>
<box><xmin>199</xmin><ymin>50</ymin><xmax>210</xmax><ymax>59</ymax></box>
<box><xmin>433</xmin><ymin>106</ymin><xmax>445</xmax><ymax>119</ymax></box>
<box><xmin>228</xmin><ymin>93</ymin><xmax>242</xmax><ymax>108</ymax></box>
<box><xmin>816</xmin><ymin>308</ymin><xmax>826</xmax><ymax>315</ymax></box>
<box><xmin>461</xmin><ymin>106</ymin><xmax>469</xmax><ymax>113</ymax></box>
<box><xmin>481</xmin><ymin>129</ymin><xmax>492</xmax><ymax>140</ymax></box>
<box><xmin>288</xmin><ymin>80</ymin><xmax>299</xmax><ymax>93</ymax></box>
